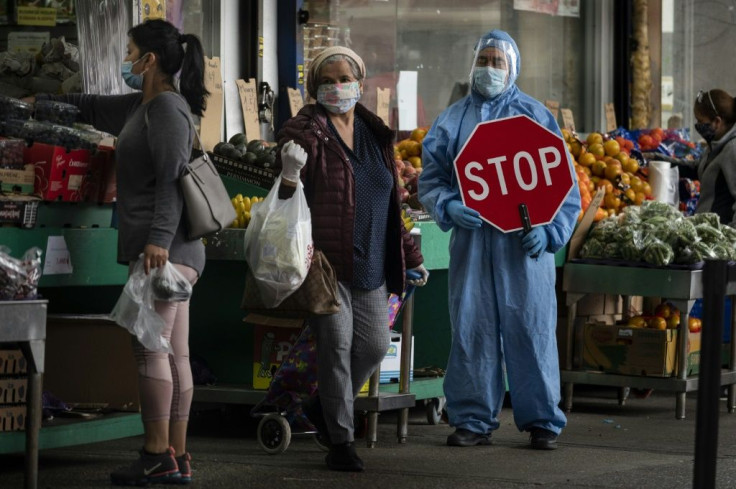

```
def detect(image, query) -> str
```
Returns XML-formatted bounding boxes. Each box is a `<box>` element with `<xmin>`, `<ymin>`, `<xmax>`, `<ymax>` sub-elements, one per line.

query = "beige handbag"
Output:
<box><xmin>146</xmin><ymin>108</ymin><xmax>235</xmax><ymax>240</ymax></box>
<box><xmin>242</xmin><ymin>249</ymin><xmax>340</xmax><ymax>318</ymax></box>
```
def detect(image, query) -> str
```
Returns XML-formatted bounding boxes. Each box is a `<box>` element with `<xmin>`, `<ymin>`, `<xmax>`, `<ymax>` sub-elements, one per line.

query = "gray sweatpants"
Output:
<box><xmin>311</xmin><ymin>281</ymin><xmax>391</xmax><ymax>444</ymax></box>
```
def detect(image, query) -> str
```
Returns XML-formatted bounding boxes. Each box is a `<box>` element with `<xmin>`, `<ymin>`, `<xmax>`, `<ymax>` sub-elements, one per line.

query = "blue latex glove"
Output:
<box><xmin>520</xmin><ymin>227</ymin><xmax>548</xmax><ymax>258</ymax></box>
<box><xmin>446</xmin><ymin>200</ymin><xmax>482</xmax><ymax>229</ymax></box>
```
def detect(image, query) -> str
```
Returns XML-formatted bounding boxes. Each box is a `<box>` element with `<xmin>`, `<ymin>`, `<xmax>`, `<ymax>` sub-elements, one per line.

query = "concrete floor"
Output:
<box><xmin>2</xmin><ymin>386</ymin><xmax>736</xmax><ymax>488</ymax></box>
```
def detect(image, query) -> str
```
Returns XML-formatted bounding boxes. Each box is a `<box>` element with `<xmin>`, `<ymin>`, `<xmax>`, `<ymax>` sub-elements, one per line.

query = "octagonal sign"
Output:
<box><xmin>453</xmin><ymin>114</ymin><xmax>574</xmax><ymax>233</ymax></box>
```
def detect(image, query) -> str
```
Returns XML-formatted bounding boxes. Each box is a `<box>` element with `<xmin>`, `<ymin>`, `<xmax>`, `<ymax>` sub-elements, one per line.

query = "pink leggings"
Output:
<box><xmin>131</xmin><ymin>263</ymin><xmax>199</xmax><ymax>423</ymax></box>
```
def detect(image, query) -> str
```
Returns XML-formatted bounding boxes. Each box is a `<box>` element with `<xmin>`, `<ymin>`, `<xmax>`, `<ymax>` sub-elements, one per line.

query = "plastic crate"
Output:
<box><xmin>209</xmin><ymin>152</ymin><xmax>275</xmax><ymax>189</ymax></box>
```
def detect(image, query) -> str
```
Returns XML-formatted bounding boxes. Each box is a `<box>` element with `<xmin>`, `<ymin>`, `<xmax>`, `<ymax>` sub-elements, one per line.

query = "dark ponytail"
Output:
<box><xmin>178</xmin><ymin>33</ymin><xmax>209</xmax><ymax>117</ymax></box>
<box><xmin>128</xmin><ymin>19</ymin><xmax>210</xmax><ymax>116</ymax></box>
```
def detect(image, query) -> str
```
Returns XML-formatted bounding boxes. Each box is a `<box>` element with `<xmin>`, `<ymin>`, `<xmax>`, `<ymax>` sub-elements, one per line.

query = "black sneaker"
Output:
<box><xmin>446</xmin><ymin>428</ymin><xmax>492</xmax><ymax>447</ymax></box>
<box><xmin>173</xmin><ymin>453</ymin><xmax>191</xmax><ymax>484</ymax></box>
<box><xmin>303</xmin><ymin>396</ymin><xmax>331</xmax><ymax>447</ymax></box>
<box><xmin>110</xmin><ymin>447</ymin><xmax>180</xmax><ymax>486</ymax></box>
<box><xmin>529</xmin><ymin>428</ymin><xmax>558</xmax><ymax>450</ymax></box>
<box><xmin>325</xmin><ymin>442</ymin><xmax>364</xmax><ymax>472</ymax></box>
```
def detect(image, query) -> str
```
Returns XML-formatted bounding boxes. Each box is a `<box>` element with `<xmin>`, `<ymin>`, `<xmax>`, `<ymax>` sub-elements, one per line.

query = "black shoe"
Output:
<box><xmin>325</xmin><ymin>442</ymin><xmax>364</xmax><ymax>472</ymax></box>
<box><xmin>529</xmin><ymin>428</ymin><xmax>558</xmax><ymax>450</ymax></box>
<box><xmin>303</xmin><ymin>396</ymin><xmax>331</xmax><ymax>447</ymax></box>
<box><xmin>446</xmin><ymin>428</ymin><xmax>492</xmax><ymax>447</ymax></box>
<box><xmin>110</xmin><ymin>447</ymin><xmax>180</xmax><ymax>486</ymax></box>
<box><xmin>171</xmin><ymin>452</ymin><xmax>191</xmax><ymax>484</ymax></box>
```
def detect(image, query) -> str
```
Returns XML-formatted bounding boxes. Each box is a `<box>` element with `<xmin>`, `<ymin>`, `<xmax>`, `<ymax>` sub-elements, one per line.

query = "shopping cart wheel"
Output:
<box><xmin>257</xmin><ymin>413</ymin><xmax>292</xmax><ymax>455</ymax></box>
<box><xmin>313</xmin><ymin>433</ymin><xmax>330</xmax><ymax>452</ymax></box>
<box><xmin>426</xmin><ymin>397</ymin><xmax>446</xmax><ymax>425</ymax></box>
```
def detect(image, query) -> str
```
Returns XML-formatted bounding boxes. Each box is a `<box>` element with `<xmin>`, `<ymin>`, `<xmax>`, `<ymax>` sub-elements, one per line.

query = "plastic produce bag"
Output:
<box><xmin>244</xmin><ymin>175</ymin><xmax>313</xmax><ymax>308</ymax></box>
<box><xmin>648</xmin><ymin>160</ymin><xmax>680</xmax><ymax>206</ymax></box>
<box><xmin>110</xmin><ymin>257</ymin><xmax>172</xmax><ymax>354</ymax></box>
<box><xmin>0</xmin><ymin>246</ymin><xmax>43</xmax><ymax>300</ymax></box>
<box><xmin>151</xmin><ymin>261</ymin><xmax>192</xmax><ymax>302</ymax></box>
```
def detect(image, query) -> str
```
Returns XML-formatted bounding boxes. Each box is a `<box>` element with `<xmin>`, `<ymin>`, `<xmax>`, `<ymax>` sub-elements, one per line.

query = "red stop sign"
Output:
<box><xmin>453</xmin><ymin>114</ymin><xmax>575</xmax><ymax>233</ymax></box>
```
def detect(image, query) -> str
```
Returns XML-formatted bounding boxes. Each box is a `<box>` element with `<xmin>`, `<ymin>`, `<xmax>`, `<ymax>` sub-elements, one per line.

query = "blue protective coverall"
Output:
<box><xmin>418</xmin><ymin>30</ymin><xmax>581</xmax><ymax>436</ymax></box>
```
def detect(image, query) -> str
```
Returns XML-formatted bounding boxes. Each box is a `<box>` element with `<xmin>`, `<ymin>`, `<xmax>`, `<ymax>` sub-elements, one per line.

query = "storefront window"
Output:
<box><xmin>304</xmin><ymin>0</ymin><xmax>587</xmax><ymax>131</ymax></box>
<box><xmin>662</xmin><ymin>0</ymin><xmax>736</xmax><ymax>133</ymax></box>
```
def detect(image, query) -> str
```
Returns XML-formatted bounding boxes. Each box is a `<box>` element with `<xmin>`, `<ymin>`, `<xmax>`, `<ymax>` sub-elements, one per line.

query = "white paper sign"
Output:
<box><xmin>397</xmin><ymin>71</ymin><xmax>418</xmax><ymax>131</ymax></box>
<box><xmin>43</xmin><ymin>236</ymin><xmax>73</xmax><ymax>275</ymax></box>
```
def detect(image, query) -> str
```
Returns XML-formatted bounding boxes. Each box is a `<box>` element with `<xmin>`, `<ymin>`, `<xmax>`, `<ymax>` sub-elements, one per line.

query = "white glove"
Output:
<box><xmin>280</xmin><ymin>140</ymin><xmax>308</xmax><ymax>184</ymax></box>
<box><xmin>407</xmin><ymin>264</ymin><xmax>429</xmax><ymax>287</ymax></box>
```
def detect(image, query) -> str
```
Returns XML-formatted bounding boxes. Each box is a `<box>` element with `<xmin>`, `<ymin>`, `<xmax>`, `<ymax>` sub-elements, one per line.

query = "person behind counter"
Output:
<box><xmin>23</xmin><ymin>18</ymin><xmax>209</xmax><ymax>486</ymax></box>
<box><xmin>274</xmin><ymin>45</ymin><xmax>429</xmax><ymax>472</ymax></box>
<box><xmin>645</xmin><ymin>89</ymin><xmax>736</xmax><ymax>227</ymax></box>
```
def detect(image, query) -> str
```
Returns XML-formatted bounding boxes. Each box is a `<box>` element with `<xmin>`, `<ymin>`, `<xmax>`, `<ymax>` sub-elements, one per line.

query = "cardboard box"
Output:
<box><xmin>82</xmin><ymin>147</ymin><xmax>116</xmax><ymax>203</ymax></box>
<box><xmin>44</xmin><ymin>316</ymin><xmax>140</xmax><ymax>411</ymax></box>
<box><xmin>0</xmin><ymin>349</ymin><xmax>27</xmax><ymax>375</ymax></box>
<box><xmin>0</xmin><ymin>377</ymin><xmax>27</xmax><ymax>404</ymax></box>
<box><xmin>581</xmin><ymin>323</ymin><xmax>700</xmax><ymax>377</ymax></box>
<box><xmin>379</xmin><ymin>333</ymin><xmax>414</xmax><ymax>384</ymax></box>
<box><xmin>0</xmin><ymin>405</ymin><xmax>26</xmax><ymax>432</ymax></box>
<box><xmin>0</xmin><ymin>164</ymin><xmax>35</xmax><ymax>194</ymax></box>
<box><xmin>250</xmin><ymin>321</ymin><xmax>303</xmax><ymax>390</ymax></box>
<box><xmin>25</xmin><ymin>142</ymin><xmax>90</xmax><ymax>201</ymax></box>
<box><xmin>567</xmin><ymin>187</ymin><xmax>606</xmax><ymax>261</ymax></box>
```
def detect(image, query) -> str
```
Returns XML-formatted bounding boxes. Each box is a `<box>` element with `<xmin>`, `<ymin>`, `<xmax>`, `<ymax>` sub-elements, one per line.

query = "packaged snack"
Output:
<box><xmin>0</xmin><ymin>96</ymin><xmax>33</xmax><ymax>121</ymax></box>
<box><xmin>0</xmin><ymin>139</ymin><xmax>25</xmax><ymax>169</ymax></box>
<box><xmin>34</xmin><ymin>100</ymin><xmax>80</xmax><ymax>127</ymax></box>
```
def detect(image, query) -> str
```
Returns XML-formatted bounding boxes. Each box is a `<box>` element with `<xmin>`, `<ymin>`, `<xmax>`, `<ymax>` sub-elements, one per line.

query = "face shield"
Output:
<box><xmin>469</xmin><ymin>37</ymin><xmax>518</xmax><ymax>98</ymax></box>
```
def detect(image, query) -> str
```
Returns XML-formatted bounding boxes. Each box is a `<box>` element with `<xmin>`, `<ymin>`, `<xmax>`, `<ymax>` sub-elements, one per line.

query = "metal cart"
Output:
<box><xmin>561</xmin><ymin>262</ymin><xmax>736</xmax><ymax>419</ymax></box>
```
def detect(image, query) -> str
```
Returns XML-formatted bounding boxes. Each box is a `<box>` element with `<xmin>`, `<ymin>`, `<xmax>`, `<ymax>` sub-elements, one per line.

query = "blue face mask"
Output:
<box><xmin>121</xmin><ymin>54</ymin><xmax>148</xmax><ymax>90</ymax></box>
<box><xmin>473</xmin><ymin>66</ymin><xmax>507</xmax><ymax>99</ymax></box>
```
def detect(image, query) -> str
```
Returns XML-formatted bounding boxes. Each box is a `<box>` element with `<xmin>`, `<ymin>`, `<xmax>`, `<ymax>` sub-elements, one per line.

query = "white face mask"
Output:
<box><xmin>473</xmin><ymin>66</ymin><xmax>507</xmax><ymax>99</ymax></box>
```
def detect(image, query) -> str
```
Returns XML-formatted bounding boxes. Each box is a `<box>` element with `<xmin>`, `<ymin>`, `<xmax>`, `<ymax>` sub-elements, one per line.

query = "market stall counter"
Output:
<box><xmin>561</xmin><ymin>261</ymin><xmax>736</xmax><ymax>419</ymax></box>
<box><xmin>0</xmin><ymin>300</ymin><xmax>47</xmax><ymax>489</ymax></box>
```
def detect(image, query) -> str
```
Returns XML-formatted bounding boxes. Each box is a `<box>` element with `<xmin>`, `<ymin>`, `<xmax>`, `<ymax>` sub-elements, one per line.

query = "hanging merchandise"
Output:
<box><xmin>631</xmin><ymin>0</ymin><xmax>652</xmax><ymax>129</ymax></box>
<box><xmin>75</xmin><ymin>0</ymin><xmax>132</xmax><ymax>95</ymax></box>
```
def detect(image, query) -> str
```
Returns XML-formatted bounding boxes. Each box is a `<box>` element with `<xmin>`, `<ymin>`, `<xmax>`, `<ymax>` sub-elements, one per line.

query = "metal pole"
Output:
<box><xmin>693</xmin><ymin>260</ymin><xmax>727</xmax><ymax>489</ymax></box>
<box><xmin>397</xmin><ymin>233</ymin><xmax>420</xmax><ymax>443</ymax></box>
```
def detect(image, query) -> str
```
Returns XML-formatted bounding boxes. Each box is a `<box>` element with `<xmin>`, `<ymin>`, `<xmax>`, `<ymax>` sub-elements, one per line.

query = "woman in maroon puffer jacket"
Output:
<box><xmin>275</xmin><ymin>46</ymin><xmax>429</xmax><ymax>472</ymax></box>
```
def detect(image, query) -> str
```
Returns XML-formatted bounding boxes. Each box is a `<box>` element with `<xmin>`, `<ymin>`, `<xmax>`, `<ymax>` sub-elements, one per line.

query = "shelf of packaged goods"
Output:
<box><xmin>561</xmin><ymin>261</ymin><xmax>736</xmax><ymax>419</ymax></box>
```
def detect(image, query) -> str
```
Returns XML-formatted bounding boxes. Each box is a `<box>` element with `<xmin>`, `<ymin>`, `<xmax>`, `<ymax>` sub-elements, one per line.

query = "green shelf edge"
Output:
<box><xmin>0</xmin><ymin>412</ymin><xmax>143</xmax><ymax>455</ymax></box>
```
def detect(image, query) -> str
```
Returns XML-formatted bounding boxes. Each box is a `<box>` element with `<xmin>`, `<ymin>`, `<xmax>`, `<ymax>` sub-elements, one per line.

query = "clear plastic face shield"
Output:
<box><xmin>469</xmin><ymin>38</ymin><xmax>518</xmax><ymax>99</ymax></box>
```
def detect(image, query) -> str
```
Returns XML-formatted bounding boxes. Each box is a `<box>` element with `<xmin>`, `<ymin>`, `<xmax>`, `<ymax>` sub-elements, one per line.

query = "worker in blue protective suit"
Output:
<box><xmin>418</xmin><ymin>29</ymin><xmax>580</xmax><ymax>450</ymax></box>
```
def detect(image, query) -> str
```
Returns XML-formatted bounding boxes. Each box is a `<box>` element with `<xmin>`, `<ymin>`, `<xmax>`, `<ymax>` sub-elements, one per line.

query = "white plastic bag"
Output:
<box><xmin>244</xmin><ymin>175</ymin><xmax>313</xmax><ymax>307</ymax></box>
<box><xmin>151</xmin><ymin>261</ymin><xmax>192</xmax><ymax>302</ymax></box>
<box><xmin>110</xmin><ymin>257</ymin><xmax>173</xmax><ymax>354</ymax></box>
<box><xmin>649</xmin><ymin>160</ymin><xmax>680</xmax><ymax>206</ymax></box>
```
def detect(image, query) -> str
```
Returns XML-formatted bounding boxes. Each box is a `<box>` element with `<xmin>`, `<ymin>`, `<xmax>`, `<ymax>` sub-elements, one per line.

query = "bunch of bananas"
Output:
<box><xmin>229</xmin><ymin>193</ymin><xmax>264</xmax><ymax>228</ymax></box>
<box><xmin>402</xmin><ymin>209</ymin><xmax>414</xmax><ymax>231</ymax></box>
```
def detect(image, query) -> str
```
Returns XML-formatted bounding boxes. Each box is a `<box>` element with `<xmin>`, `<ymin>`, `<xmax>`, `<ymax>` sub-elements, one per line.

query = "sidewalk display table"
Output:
<box><xmin>561</xmin><ymin>262</ymin><xmax>736</xmax><ymax>419</ymax></box>
<box><xmin>0</xmin><ymin>300</ymin><xmax>47</xmax><ymax>489</ymax></box>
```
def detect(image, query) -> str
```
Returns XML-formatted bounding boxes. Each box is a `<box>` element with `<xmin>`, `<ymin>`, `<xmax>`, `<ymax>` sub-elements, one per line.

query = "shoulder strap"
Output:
<box><xmin>144</xmin><ymin>102</ymin><xmax>208</xmax><ymax>161</ymax></box>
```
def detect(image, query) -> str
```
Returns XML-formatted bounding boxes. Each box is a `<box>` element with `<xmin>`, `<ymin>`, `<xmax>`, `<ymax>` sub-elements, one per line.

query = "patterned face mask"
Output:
<box><xmin>473</xmin><ymin>66</ymin><xmax>507</xmax><ymax>99</ymax></box>
<box><xmin>317</xmin><ymin>81</ymin><xmax>361</xmax><ymax>114</ymax></box>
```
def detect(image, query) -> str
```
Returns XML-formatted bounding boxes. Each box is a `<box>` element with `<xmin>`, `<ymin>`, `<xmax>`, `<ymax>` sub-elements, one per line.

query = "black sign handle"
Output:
<box><xmin>519</xmin><ymin>203</ymin><xmax>538</xmax><ymax>259</ymax></box>
<box><xmin>519</xmin><ymin>203</ymin><xmax>532</xmax><ymax>234</ymax></box>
